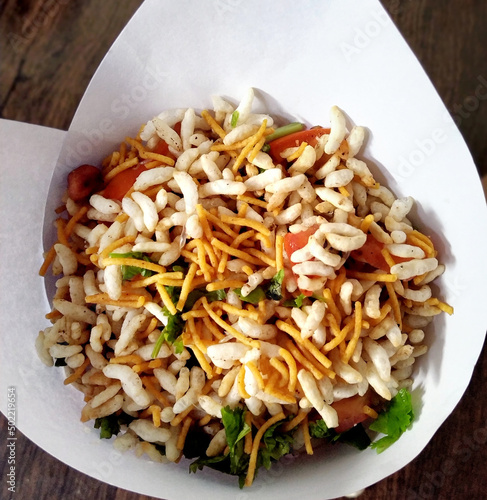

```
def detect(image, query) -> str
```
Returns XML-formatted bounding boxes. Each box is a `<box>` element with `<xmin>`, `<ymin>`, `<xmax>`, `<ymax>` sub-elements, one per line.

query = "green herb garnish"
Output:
<box><xmin>257</xmin><ymin>418</ymin><xmax>294</xmax><ymax>471</ymax></box>
<box><xmin>190</xmin><ymin>406</ymin><xmax>251</xmax><ymax>487</ymax></box>
<box><xmin>94</xmin><ymin>412</ymin><xmax>134</xmax><ymax>440</ymax></box>
<box><xmin>339</xmin><ymin>424</ymin><xmax>371</xmax><ymax>450</ymax></box>
<box><xmin>283</xmin><ymin>293</ymin><xmax>307</xmax><ymax>308</ymax></box>
<box><xmin>94</xmin><ymin>415</ymin><xmax>120</xmax><ymax>439</ymax></box>
<box><xmin>309</xmin><ymin>419</ymin><xmax>334</xmax><ymax>439</ymax></box>
<box><xmin>222</xmin><ymin>406</ymin><xmax>252</xmax><ymax>476</ymax></box>
<box><xmin>190</xmin><ymin>407</ymin><xmax>293</xmax><ymax>488</ymax></box>
<box><xmin>370</xmin><ymin>388</ymin><xmax>414</xmax><ymax>453</ymax></box>
<box><xmin>309</xmin><ymin>419</ymin><xmax>371</xmax><ymax>450</ymax></box>
<box><xmin>266</xmin><ymin>269</ymin><xmax>284</xmax><ymax>301</ymax></box>
<box><xmin>109</xmin><ymin>251</ymin><xmax>156</xmax><ymax>281</ymax></box>
<box><xmin>234</xmin><ymin>286</ymin><xmax>266</xmax><ymax>304</ymax></box>
<box><xmin>151</xmin><ymin>309</ymin><xmax>185</xmax><ymax>358</ymax></box>
<box><xmin>264</xmin><ymin>122</ymin><xmax>305</xmax><ymax>143</ymax></box>
<box><xmin>151</xmin><ymin>286</ymin><xmax>226</xmax><ymax>358</ymax></box>
<box><xmin>184</xmin><ymin>288</ymin><xmax>226</xmax><ymax>311</ymax></box>
<box><xmin>231</xmin><ymin>111</ymin><xmax>239</xmax><ymax>127</ymax></box>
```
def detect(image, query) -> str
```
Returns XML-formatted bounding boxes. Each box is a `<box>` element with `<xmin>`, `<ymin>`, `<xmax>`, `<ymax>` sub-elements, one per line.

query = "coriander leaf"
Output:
<box><xmin>230</xmin><ymin>439</ymin><xmax>249</xmax><ymax>481</ymax></box>
<box><xmin>238</xmin><ymin>471</ymin><xmax>247</xmax><ymax>490</ymax></box>
<box><xmin>309</xmin><ymin>419</ymin><xmax>334</xmax><ymax>439</ymax></box>
<box><xmin>189</xmin><ymin>406</ymin><xmax>251</xmax><ymax>488</ymax></box>
<box><xmin>152</xmin><ymin>285</ymin><xmax>226</xmax><ymax>358</ymax></box>
<box><xmin>94</xmin><ymin>415</ymin><xmax>120</xmax><ymax>439</ymax></box>
<box><xmin>190</xmin><ymin>449</ymin><xmax>248</xmax><ymax>489</ymax></box>
<box><xmin>283</xmin><ymin>293</ymin><xmax>307</xmax><ymax>308</ymax></box>
<box><xmin>338</xmin><ymin>424</ymin><xmax>371</xmax><ymax>450</ymax></box>
<box><xmin>206</xmin><ymin>289</ymin><xmax>227</xmax><ymax>302</ymax></box>
<box><xmin>173</xmin><ymin>336</ymin><xmax>184</xmax><ymax>355</ymax></box>
<box><xmin>257</xmin><ymin>420</ymin><xmax>293</xmax><ymax>471</ymax></box>
<box><xmin>109</xmin><ymin>251</ymin><xmax>156</xmax><ymax>281</ymax></box>
<box><xmin>234</xmin><ymin>286</ymin><xmax>266</xmax><ymax>304</ymax></box>
<box><xmin>184</xmin><ymin>288</ymin><xmax>226</xmax><ymax>311</ymax></box>
<box><xmin>190</xmin><ymin>454</ymin><xmax>228</xmax><ymax>474</ymax></box>
<box><xmin>266</xmin><ymin>269</ymin><xmax>284</xmax><ymax>301</ymax></box>
<box><xmin>151</xmin><ymin>301</ymin><xmax>185</xmax><ymax>358</ymax></box>
<box><xmin>370</xmin><ymin>434</ymin><xmax>397</xmax><ymax>453</ymax></box>
<box><xmin>308</xmin><ymin>419</ymin><xmax>371</xmax><ymax>450</ymax></box>
<box><xmin>164</xmin><ymin>313</ymin><xmax>185</xmax><ymax>344</ymax></box>
<box><xmin>370</xmin><ymin>388</ymin><xmax>414</xmax><ymax>453</ymax></box>
<box><xmin>221</xmin><ymin>406</ymin><xmax>251</xmax><ymax>480</ymax></box>
<box><xmin>119</xmin><ymin>265</ymin><xmax>142</xmax><ymax>281</ymax></box>
<box><xmin>163</xmin><ymin>285</ymin><xmax>182</xmax><ymax>306</ymax></box>
<box><xmin>221</xmin><ymin>406</ymin><xmax>251</xmax><ymax>451</ymax></box>
<box><xmin>170</xmin><ymin>256</ymin><xmax>189</xmax><ymax>273</ymax></box>
<box><xmin>231</xmin><ymin>111</ymin><xmax>239</xmax><ymax>127</ymax></box>
<box><xmin>261</xmin><ymin>143</ymin><xmax>270</xmax><ymax>153</ymax></box>
<box><xmin>189</xmin><ymin>408</ymin><xmax>293</xmax><ymax>488</ymax></box>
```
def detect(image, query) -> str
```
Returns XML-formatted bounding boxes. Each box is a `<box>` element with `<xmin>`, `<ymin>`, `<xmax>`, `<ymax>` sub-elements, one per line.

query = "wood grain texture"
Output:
<box><xmin>1</xmin><ymin>0</ymin><xmax>143</xmax><ymax>129</ymax></box>
<box><xmin>384</xmin><ymin>0</ymin><xmax>487</xmax><ymax>178</ymax></box>
<box><xmin>1</xmin><ymin>1</ymin><xmax>486</xmax><ymax>499</ymax></box>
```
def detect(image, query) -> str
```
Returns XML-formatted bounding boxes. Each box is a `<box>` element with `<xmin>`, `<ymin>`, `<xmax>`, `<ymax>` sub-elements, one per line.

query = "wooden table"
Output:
<box><xmin>1</xmin><ymin>1</ymin><xmax>486</xmax><ymax>499</ymax></box>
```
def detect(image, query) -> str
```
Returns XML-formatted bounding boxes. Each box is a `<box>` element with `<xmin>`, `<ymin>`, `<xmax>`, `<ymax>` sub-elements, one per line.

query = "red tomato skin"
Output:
<box><xmin>173</xmin><ymin>121</ymin><xmax>182</xmax><ymax>136</ymax></box>
<box><xmin>283</xmin><ymin>226</ymin><xmax>318</xmax><ymax>257</ymax></box>
<box><xmin>332</xmin><ymin>394</ymin><xmax>370</xmax><ymax>433</ymax></box>
<box><xmin>153</xmin><ymin>139</ymin><xmax>176</xmax><ymax>160</ymax></box>
<box><xmin>102</xmin><ymin>164</ymin><xmax>147</xmax><ymax>201</ymax></box>
<box><xmin>284</xmin><ymin>226</ymin><xmax>319</xmax><ymax>296</ymax></box>
<box><xmin>268</xmin><ymin>127</ymin><xmax>330</xmax><ymax>164</ymax></box>
<box><xmin>351</xmin><ymin>234</ymin><xmax>389</xmax><ymax>271</ymax></box>
<box><xmin>351</xmin><ymin>234</ymin><xmax>413</xmax><ymax>272</ymax></box>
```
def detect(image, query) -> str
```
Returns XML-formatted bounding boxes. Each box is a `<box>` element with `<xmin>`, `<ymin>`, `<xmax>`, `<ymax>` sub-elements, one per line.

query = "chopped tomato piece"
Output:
<box><xmin>173</xmin><ymin>121</ymin><xmax>182</xmax><ymax>136</ymax></box>
<box><xmin>284</xmin><ymin>226</ymin><xmax>319</xmax><ymax>297</ymax></box>
<box><xmin>283</xmin><ymin>226</ymin><xmax>318</xmax><ymax>257</ymax></box>
<box><xmin>102</xmin><ymin>164</ymin><xmax>147</xmax><ymax>201</ymax></box>
<box><xmin>332</xmin><ymin>394</ymin><xmax>371</xmax><ymax>433</ymax></box>
<box><xmin>351</xmin><ymin>234</ymin><xmax>389</xmax><ymax>271</ymax></box>
<box><xmin>153</xmin><ymin>138</ymin><xmax>176</xmax><ymax>160</ymax></box>
<box><xmin>268</xmin><ymin>127</ymin><xmax>330</xmax><ymax>164</ymax></box>
<box><xmin>351</xmin><ymin>234</ymin><xmax>413</xmax><ymax>272</ymax></box>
